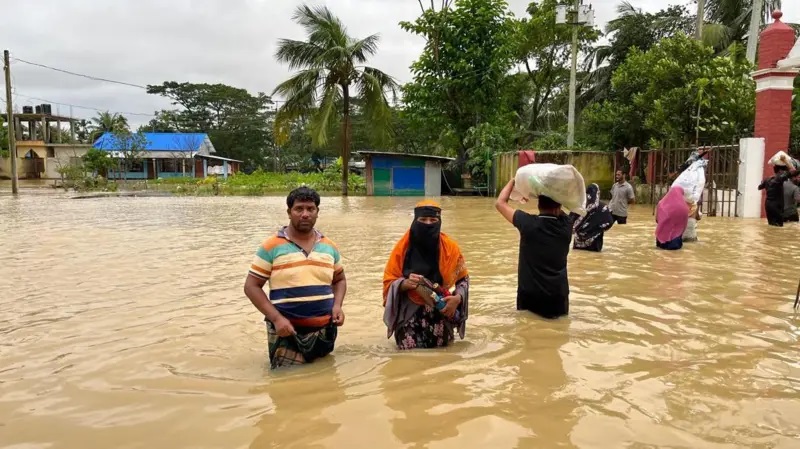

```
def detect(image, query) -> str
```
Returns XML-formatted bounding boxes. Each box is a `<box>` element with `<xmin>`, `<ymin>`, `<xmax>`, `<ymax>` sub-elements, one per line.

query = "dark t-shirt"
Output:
<box><xmin>513</xmin><ymin>210</ymin><xmax>572</xmax><ymax>319</ymax></box>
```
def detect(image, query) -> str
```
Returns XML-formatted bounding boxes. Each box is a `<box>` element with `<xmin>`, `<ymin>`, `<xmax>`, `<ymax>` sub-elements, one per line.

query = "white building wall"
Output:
<box><xmin>424</xmin><ymin>160</ymin><xmax>441</xmax><ymax>197</ymax></box>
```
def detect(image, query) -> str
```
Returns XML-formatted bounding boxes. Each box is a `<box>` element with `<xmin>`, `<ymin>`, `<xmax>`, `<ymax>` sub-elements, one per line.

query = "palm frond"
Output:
<box><xmin>275</xmin><ymin>39</ymin><xmax>326</xmax><ymax>71</ymax></box>
<box><xmin>308</xmin><ymin>85</ymin><xmax>342</xmax><ymax>147</ymax></box>
<box><xmin>356</xmin><ymin>67</ymin><xmax>399</xmax><ymax>143</ymax></box>
<box><xmin>701</xmin><ymin>22</ymin><xmax>734</xmax><ymax>50</ymax></box>
<box><xmin>348</xmin><ymin>34</ymin><xmax>381</xmax><ymax>64</ymax></box>
<box><xmin>273</xmin><ymin>69</ymin><xmax>323</xmax><ymax>145</ymax></box>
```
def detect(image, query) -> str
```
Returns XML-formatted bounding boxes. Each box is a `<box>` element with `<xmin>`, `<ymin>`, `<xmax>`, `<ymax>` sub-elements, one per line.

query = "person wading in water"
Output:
<box><xmin>495</xmin><ymin>178</ymin><xmax>573</xmax><ymax>319</ymax></box>
<box><xmin>382</xmin><ymin>200</ymin><xmax>470</xmax><ymax>350</ymax></box>
<box><xmin>244</xmin><ymin>187</ymin><xmax>347</xmax><ymax>369</ymax></box>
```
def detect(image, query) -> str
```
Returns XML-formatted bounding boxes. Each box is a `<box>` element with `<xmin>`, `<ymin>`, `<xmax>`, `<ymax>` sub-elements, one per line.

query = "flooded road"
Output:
<box><xmin>1</xmin><ymin>194</ymin><xmax>799</xmax><ymax>449</ymax></box>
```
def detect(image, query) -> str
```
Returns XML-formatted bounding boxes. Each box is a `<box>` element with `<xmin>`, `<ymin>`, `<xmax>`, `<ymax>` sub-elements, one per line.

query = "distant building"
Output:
<box><xmin>0</xmin><ymin>106</ymin><xmax>92</xmax><ymax>180</ymax></box>
<box><xmin>93</xmin><ymin>132</ymin><xmax>242</xmax><ymax>179</ymax></box>
<box><xmin>357</xmin><ymin>151</ymin><xmax>454</xmax><ymax>196</ymax></box>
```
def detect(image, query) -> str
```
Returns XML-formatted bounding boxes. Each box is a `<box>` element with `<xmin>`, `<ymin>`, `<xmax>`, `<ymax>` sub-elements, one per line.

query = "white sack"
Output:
<box><xmin>672</xmin><ymin>159</ymin><xmax>707</xmax><ymax>204</ymax></box>
<box><xmin>768</xmin><ymin>151</ymin><xmax>800</xmax><ymax>169</ymax></box>
<box><xmin>509</xmin><ymin>163</ymin><xmax>587</xmax><ymax>216</ymax></box>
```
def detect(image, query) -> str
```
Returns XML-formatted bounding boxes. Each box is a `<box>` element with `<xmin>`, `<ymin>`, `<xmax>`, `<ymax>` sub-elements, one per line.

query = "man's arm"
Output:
<box><xmin>331</xmin><ymin>248</ymin><xmax>347</xmax><ymax>325</ymax></box>
<box><xmin>627</xmin><ymin>185</ymin><xmax>636</xmax><ymax>204</ymax></box>
<box><xmin>244</xmin><ymin>275</ymin><xmax>284</xmax><ymax>323</ymax></box>
<box><xmin>332</xmin><ymin>270</ymin><xmax>346</xmax><ymax>309</ymax></box>
<box><xmin>495</xmin><ymin>178</ymin><xmax>517</xmax><ymax>224</ymax></box>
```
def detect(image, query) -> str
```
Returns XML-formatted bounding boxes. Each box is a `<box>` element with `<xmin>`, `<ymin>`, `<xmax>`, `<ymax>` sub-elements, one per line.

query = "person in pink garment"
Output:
<box><xmin>655</xmin><ymin>186</ymin><xmax>690</xmax><ymax>250</ymax></box>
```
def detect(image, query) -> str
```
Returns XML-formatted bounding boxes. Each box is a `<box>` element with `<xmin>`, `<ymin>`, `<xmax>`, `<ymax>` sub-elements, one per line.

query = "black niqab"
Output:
<box><xmin>402</xmin><ymin>206</ymin><xmax>443</xmax><ymax>285</ymax></box>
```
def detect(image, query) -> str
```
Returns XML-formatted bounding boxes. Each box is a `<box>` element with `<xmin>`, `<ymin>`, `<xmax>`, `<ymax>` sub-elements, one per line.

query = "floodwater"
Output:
<box><xmin>1</xmin><ymin>194</ymin><xmax>799</xmax><ymax>449</ymax></box>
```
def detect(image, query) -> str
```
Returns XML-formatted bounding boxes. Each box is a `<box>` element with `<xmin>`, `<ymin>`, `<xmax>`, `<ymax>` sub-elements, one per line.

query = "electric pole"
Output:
<box><xmin>746</xmin><ymin>0</ymin><xmax>764</xmax><ymax>64</ymax></box>
<box><xmin>4</xmin><ymin>50</ymin><xmax>19</xmax><ymax>194</ymax></box>
<box><xmin>567</xmin><ymin>0</ymin><xmax>579</xmax><ymax>148</ymax></box>
<box><xmin>557</xmin><ymin>0</ymin><xmax>593</xmax><ymax>148</ymax></box>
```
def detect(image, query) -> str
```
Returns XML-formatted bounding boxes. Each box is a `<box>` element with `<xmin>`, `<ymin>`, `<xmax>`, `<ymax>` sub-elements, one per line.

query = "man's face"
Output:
<box><xmin>615</xmin><ymin>171</ymin><xmax>624</xmax><ymax>182</ymax></box>
<box><xmin>288</xmin><ymin>200</ymin><xmax>318</xmax><ymax>232</ymax></box>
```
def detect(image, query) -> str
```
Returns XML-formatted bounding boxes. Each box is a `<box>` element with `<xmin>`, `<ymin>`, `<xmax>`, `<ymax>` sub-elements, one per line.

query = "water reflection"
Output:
<box><xmin>250</xmin><ymin>359</ymin><xmax>346</xmax><ymax>449</ymax></box>
<box><xmin>1</xmin><ymin>194</ymin><xmax>799</xmax><ymax>449</ymax></box>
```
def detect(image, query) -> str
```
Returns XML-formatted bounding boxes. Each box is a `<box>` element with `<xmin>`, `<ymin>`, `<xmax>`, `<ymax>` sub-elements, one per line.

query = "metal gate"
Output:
<box><xmin>647</xmin><ymin>143</ymin><xmax>740</xmax><ymax>217</ymax></box>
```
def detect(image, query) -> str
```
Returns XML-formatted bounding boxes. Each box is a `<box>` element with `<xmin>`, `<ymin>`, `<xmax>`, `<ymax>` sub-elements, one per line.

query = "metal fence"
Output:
<box><xmin>645</xmin><ymin>143</ymin><xmax>740</xmax><ymax>217</ymax></box>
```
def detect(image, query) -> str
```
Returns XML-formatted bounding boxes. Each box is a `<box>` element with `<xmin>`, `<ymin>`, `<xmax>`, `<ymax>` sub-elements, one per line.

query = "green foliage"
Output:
<box><xmin>514</xmin><ymin>0</ymin><xmax>598</xmax><ymax>136</ymax></box>
<box><xmin>581</xmin><ymin>34</ymin><xmax>754</xmax><ymax>148</ymax></box>
<box><xmin>583</xmin><ymin>3</ymin><xmax>693</xmax><ymax>104</ymax></box>
<box><xmin>90</xmin><ymin>111</ymin><xmax>129</xmax><ymax>143</ymax></box>
<box><xmin>82</xmin><ymin>148</ymin><xmax>114</xmax><ymax>175</ymax></box>
<box><xmin>0</xmin><ymin>116</ymin><xmax>8</xmax><ymax>154</ymax></box>
<box><xmin>272</xmin><ymin>4</ymin><xmax>399</xmax><ymax>195</ymax></box>
<box><xmin>145</xmin><ymin>82</ymin><xmax>274</xmax><ymax>169</ymax></box>
<box><xmin>464</xmin><ymin>122</ymin><xmax>515</xmax><ymax>184</ymax></box>
<box><xmin>400</xmin><ymin>0</ymin><xmax>517</xmax><ymax>168</ymax></box>
<box><xmin>150</xmin><ymin>168</ymin><xmax>366</xmax><ymax>196</ymax></box>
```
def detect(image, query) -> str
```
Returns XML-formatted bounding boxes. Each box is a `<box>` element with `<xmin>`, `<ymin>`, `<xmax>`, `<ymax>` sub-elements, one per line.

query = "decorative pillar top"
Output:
<box><xmin>757</xmin><ymin>10</ymin><xmax>796</xmax><ymax>70</ymax></box>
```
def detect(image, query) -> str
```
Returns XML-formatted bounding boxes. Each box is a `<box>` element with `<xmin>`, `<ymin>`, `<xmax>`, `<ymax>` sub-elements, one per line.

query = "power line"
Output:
<box><xmin>11</xmin><ymin>92</ymin><xmax>155</xmax><ymax>117</ymax></box>
<box><xmin>11</xmin><ymin>57</ymin><xmax>148</xmax><ymax>90</ymax></box>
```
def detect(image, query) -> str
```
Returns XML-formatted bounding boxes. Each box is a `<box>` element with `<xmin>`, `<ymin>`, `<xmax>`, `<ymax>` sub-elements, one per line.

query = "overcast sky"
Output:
<box><xmin>1</xmin><ymin>0</ymin><xmax>799</xmax><ymax>127</ymax></box>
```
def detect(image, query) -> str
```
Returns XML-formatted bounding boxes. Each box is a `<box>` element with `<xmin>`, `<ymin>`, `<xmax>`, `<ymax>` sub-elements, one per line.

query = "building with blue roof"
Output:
<box><xmin>93</xmin><ymin>132</ymin><xmax>242</xmax><ymax>179</ymax></box>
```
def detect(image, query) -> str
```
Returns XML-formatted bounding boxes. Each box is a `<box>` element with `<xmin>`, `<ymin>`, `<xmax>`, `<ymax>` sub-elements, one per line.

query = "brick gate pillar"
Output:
<box><xmin>752</xmin><ymin>11</ymin><xmax>799</xmax><ymax>218</ymax></box>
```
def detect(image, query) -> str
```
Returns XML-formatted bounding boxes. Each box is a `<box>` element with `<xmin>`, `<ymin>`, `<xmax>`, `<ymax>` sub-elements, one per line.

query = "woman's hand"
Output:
<box><xmin>401</xmin><ymin>274</ymin><xmax>421</xmax><ymax>292</ymax></box>
<box><xmin>441</xmin><ymin>294</ymin><xmax>461</xmax><ymax>319</ymax></box>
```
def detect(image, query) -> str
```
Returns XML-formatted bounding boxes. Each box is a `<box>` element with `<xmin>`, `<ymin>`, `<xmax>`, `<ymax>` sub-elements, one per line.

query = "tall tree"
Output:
<box><xmin>702</xmin><ymin>0</ymin><xmax>782</xmax><ymax>53</ymax></box>
<box><xmin>581</xmin><ymin>34</ymin><xmax>754</xmax><ymax>149</ymax></box>
<box><xmin>273</xmin><ymin>4</ymin><xmax>399</xmax><ymax>196</ymax></box>
<box><xmin>146</xmin><ymin>82</ymin><xmax>274</xmax><ymax>169</ymax></box>
<box><xmin>514</xmin><ymin>0</ymin><xmax>598</xmax><ymax>141</ymax></box>
<box><xmin>401</xmin><ymin>0</ymin><xmax>516</xmax><ymax>171</ymax></box>
<box><xmin>583</xmin><ymin>3</ymin><xmax>693</xmax><ymax>105</ymax></box>
<box><xmin>90</xmin><ymin>111</ymin><xmax>129</xmax><ymax>143</ymax></box>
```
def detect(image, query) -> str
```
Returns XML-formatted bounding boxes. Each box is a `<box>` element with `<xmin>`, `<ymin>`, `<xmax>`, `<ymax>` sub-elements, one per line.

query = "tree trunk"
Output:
<box><xmin>341</xmin><ymin>84</ymin><xmax>351</xmax><ymax>196</ymax></box>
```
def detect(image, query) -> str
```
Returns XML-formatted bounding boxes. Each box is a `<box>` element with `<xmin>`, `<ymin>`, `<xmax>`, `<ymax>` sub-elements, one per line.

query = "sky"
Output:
<box><xmin>1</xmin><ymin>0</ymin><xmax>799</xmax><ymax>127</ymax></box>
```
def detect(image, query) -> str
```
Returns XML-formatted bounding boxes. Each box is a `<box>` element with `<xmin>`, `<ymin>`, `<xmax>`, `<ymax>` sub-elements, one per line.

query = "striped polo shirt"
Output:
<box><xmin>248</xmin><ymin>227</ymin><xmax>343</xmax><ymax>327</ymax></box>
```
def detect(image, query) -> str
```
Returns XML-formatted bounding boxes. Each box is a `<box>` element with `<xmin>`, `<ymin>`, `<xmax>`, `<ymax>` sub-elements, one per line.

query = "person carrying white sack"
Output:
<box><xmin>494</xmin><ymin>163</ymin><xmax>586</xmax><ymax>320</ymax></box>
<box><xmin>671</xmin><ymin>148</ymin><xmax>709</xmax><ymax>242</ymax></box>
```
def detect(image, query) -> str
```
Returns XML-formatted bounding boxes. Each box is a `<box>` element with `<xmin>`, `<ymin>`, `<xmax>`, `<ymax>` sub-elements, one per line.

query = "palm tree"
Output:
<box><xmin>90</xmin><ymin>111</ymin><xmax>129</xmax><ymax>143</ymax></box>
<box><xmin>701</xmin><ymin>0</ymin><xmax>782</xmax><ymax>55</ymax></box>
<box><xmin>273</xmin><ymin>4</ymin><xmax>399</xmax><ymax>196</ymax></box>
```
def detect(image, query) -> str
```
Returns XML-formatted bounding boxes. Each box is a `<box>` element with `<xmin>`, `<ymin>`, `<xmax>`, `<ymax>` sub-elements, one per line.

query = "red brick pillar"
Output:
<box><xmin>752</xmin><ymin>11</ymin><xmax>799</xmax><ymax>217</ymax></box>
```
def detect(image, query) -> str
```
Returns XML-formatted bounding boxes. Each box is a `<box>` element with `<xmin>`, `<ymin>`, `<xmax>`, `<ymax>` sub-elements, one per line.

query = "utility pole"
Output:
<box><xmin>746</xmin><ymin>0</ymin><xmax>764</xmax><ymax>64</ymax></box>
<box><xmin>695</xmin><ymin>0</ymin><xmax>705</xmax><ymax>40</ymax></box>
<box><xmin>556</xmin><ymin>0</ymin><xmax>593</xmax><ymax>148</ymax></box>
<box><xmin>3</xmin><ymin>50</ymin><xmax>19</xmax><ymax>194</ymax></box>
<box><xmin>566</xmin><ymin>0</ymin><xmax>579</xmax><ymax>148</ymax></box>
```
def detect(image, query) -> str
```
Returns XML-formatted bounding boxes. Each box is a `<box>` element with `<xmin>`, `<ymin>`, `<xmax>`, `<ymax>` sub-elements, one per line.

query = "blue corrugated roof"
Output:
<box><xmin>93</xmin><ymin>132</ymin><xmax>210</xmax><ymax>152</ymax></box>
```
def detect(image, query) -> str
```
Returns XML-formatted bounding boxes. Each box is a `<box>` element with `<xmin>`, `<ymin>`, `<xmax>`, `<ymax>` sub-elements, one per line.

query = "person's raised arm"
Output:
<box><xmin>495</xmin><ymin>178</ymin><xmax>517</xmax><ymax>224</ymax></box>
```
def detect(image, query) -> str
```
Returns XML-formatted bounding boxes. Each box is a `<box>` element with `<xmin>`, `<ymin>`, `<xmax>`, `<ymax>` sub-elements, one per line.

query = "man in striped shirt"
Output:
<box><xmin>244</xmin><ymin>187</ymin><xmax>347</xmax><ymax>369</ymax></box>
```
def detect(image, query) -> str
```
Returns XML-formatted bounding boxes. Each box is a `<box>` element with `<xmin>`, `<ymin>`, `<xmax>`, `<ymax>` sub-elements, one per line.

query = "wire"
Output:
<box><xmin>11</xmin><ymin>57</ymin><xmax>148</xmax><ymax>90</ymax></box>
<box><xmin>12</xmin><ymin>92</ymin><xmax>155</xmax><ymax>117</ymax></box>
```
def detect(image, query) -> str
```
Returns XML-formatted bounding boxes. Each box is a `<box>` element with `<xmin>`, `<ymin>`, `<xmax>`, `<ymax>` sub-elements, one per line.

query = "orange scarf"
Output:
<box><xmin>382</xmin><ymin>231</ymin><xmax>468</xmax><ymax>306</ymax></box>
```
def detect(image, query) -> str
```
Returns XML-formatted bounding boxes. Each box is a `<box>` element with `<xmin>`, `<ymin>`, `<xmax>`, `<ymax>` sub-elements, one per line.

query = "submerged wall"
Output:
<box><xmin>493</xmin><ymin>151</ymin><xmax>616</xmax><ymax>196</ymax></box>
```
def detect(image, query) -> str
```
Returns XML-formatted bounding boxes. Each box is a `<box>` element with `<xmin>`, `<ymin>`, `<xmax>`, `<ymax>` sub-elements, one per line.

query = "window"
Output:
<box><xmin>160</xmin><ymin>159</ymin><xmax>186</xmax><ymax>173</ymax></box>
<box><xmin>69</xmin><ymin>157</ymin><xmax>82</xmax><ymax>167</ymax></box>
<box><xmin>127</xmin><ymin>160</ymin><xmax>144</xmax><ymax>172</ymax></box>
<box><xmin>46</xmin><ymin>148</ymin><xmax>55</xmax><ymax>158</ymax></box>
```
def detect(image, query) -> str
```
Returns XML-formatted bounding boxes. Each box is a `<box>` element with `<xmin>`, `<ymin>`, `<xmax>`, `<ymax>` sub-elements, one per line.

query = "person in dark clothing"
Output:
<box><xmin>495</xmin><ymin>178</ymin><xmax>573</xmax><ymax>319</ymax></box>
<box><xmin>758</xmin><ymin>154</ymin><xmax>800</xmax><ymax>227</ymax></box>
<box><xmin>571</xmin><ymin>183</ymin><xmax>614</xmax><ymax>252</ymax></box>
<box><xmin>782</xmin><ymin>176</ymin><xmax>800</xmax><ymax>222</ymax></box>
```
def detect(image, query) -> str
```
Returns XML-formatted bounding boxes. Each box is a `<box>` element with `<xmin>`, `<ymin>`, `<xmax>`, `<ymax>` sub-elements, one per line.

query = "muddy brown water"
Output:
<box><xmin>1</xmin><ymin>194</ymin><xmax>799</xmax><ymax>448</ymax></box>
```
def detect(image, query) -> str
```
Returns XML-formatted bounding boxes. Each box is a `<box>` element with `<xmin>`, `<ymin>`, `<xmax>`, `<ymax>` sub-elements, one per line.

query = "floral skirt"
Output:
<box><xmin>394</xmin><ymin>307</ymin><xmax>454</xmax><ymax>350</ymax></box>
